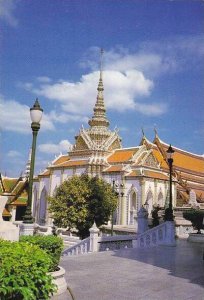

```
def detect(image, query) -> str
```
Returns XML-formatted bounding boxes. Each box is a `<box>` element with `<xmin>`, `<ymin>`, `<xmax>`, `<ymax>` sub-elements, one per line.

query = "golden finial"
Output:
<box><xmin>141</xmin><ymin>127</ymin><xmax>145</xmax><ymax>137</ymax></box>
<box><xmin>100</xmin><ymin>48</ymin><xmax>104</xmax><ymax>80</ymax></box>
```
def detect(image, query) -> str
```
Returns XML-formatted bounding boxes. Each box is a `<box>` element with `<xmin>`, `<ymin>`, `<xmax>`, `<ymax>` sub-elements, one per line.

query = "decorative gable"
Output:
<box><xmin>143</xmin><ymin>152</ymin><xmax>159</xmax><ymax>168</ymax></box>
<box><xmin>74</xmin><ymin>135</ymin><xmax>90</xmax><ymax>151</ymax></box>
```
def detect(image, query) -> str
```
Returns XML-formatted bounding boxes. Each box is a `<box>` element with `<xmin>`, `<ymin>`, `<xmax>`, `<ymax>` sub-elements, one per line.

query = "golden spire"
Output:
<box><xmin>88</xmin><ymin>48</ymin><xmax>110</xmax><ymax>128</ymax></box>
<box><xmin>100</xmin><ymin>48</ymin><xmax>103</xmax><ymax>81</ymax></box>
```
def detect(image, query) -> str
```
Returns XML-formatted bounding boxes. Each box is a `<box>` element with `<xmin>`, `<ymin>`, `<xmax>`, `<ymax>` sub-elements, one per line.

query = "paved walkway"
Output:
<box><xmin>52</xmin><ymin>239</ymin><xmax>204</xmax><ymax>300</ymax></box>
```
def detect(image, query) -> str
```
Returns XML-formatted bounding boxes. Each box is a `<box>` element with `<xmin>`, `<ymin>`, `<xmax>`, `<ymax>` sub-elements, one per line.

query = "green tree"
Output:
<box><xmin>48</xmin><ymin>175</ymin><xmax>117</xmax><ymax>239</ymax></box>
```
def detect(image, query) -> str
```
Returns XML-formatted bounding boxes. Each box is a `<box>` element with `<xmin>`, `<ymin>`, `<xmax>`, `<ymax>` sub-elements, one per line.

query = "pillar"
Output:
<box><xmin>137</xmin><ymin>207</ymin><xmax>148</xmax><ymax>234</ymax></box>
<box><xmin>139</xmin><ymin>178</ymin><xmax>145</xmax><ymax>207</ymax></box>
<box><xmin>154</xmin><ymin>179</ymin><xmax>158</xmax><ymax>206</ymax></box>
<box><xmin>89</xmin><ymin>222</ymin><xmax>99</xmax><ymax>252</ymax></box>
<box><xmin>11</xmin><ymin>206</ymin><xmax>16</xmax><ymax>222</ymax></box>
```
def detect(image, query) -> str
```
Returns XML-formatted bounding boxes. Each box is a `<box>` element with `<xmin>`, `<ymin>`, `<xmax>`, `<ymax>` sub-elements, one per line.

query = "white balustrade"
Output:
<box><xmin>62</xmin><ymin>237</ymin><xmax>91</xmax><ymax>256</ymax></box>
<box><xmin>137</xmin><ymin>221</ymin><xmax>176</xmax><ymax>248</ymax></box>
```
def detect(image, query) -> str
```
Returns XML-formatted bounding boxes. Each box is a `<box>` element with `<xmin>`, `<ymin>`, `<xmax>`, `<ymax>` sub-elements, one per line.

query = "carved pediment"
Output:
<box><xmin>107</xmin><ymin>138</ymin><xmax>122</xmax><ymax>151</ymax></box>
<box><xmin>143</xmin><ymin>153</ymin><xmax>159</xmax><ymax>168</ymax></box>
<box><xmin>74</xmin><ymin>136</ymin><xmax>90</xmax><ymax>151</ymax></box>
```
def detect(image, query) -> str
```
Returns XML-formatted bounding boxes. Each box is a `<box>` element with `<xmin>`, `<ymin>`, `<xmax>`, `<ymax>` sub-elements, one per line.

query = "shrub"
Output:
<box><xmin>20</xmin><ymin>235</ymin><xmax>63</xmax><ymax>271</ymax></box>
<box><xmin>183</xmin><ymin>209</ymin><xmax>204</xmax><ymax>234</ymax></box>
<box><xmin>0</xmin><ymin>239</ymin><xmax>56</xmax><ymax>300</ymax></box>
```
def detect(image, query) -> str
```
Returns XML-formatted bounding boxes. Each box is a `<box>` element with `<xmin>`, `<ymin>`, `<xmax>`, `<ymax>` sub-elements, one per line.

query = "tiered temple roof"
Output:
<box><xmin>0</xmin><ymin>174</ymin><xmax>28</xmax><ymax>217</ymax></box>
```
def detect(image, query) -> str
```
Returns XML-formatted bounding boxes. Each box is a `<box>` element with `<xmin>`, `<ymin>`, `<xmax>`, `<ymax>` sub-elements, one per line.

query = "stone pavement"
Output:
<box><xmin>52</xmin><ymin>239</ymin><xmax>204</xmax><ymax>300</ymax></box>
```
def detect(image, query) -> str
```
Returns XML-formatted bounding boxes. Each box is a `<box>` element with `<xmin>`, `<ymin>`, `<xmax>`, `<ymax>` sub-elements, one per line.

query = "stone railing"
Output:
<box><xmin>137</xmin><ymin>221</ymin><xmax>176</xmax><ymax>248</ymax></box>
<box><xmin>62</xmin><ymin>221</ymin><xmax>137</xmax><ymax>257</ymax></box>
<box><xmin>62</xmin><ymin>236</ymin><xmax>90</xmax><ymax>256</ymax></box>
<box><xmin>98</xmin><ymin>234</ymin><xmax>136</xmax><ymax>251</ymax></box>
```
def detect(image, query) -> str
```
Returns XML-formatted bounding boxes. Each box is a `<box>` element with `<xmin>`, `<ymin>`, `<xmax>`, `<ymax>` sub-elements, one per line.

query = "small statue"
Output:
<box><xmin>151</xmin><ymin>205</ymin><xmax>161</xmax><ymax>227</ymax></box>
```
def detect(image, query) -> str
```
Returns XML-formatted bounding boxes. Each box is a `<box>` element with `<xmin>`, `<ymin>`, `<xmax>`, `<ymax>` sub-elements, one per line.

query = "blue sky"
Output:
<box><xmin>0</xmin><ymin>0</ymin><xmax>204</xmax><ymax>177</ymax></box>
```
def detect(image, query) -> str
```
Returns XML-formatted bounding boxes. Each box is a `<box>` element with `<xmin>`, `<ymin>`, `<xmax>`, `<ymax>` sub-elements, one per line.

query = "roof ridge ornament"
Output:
<box><xmin>154</xmin><ymin>126</ymin><xmax>158</xmax><ymax>138</ymax></box>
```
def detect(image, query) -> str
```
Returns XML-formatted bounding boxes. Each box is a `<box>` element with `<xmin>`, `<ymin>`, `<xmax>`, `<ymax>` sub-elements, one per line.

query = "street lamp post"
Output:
<box><xmin>164</xmin><ymin>144</ymin><xmax>174</xmax><ymax>221</ymax></box>
<box><xmin>111</xmin><ymin>180</ymin><xmax>120</xmax><ymax>235</ymax></box>
<box><xmin>23</xmin><ymin>99</ymin><xmax>43</xmax><ymax>224</ymax></box>
<box><xmin>111</xmin><ymin>180</ymin><xmax>116</xmax><ymax>236</ymax></box>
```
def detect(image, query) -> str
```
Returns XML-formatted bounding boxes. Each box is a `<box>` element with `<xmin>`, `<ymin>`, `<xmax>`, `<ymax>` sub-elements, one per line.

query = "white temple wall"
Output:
<box><xmin>61</xmin><ymin>169</ymin><xmax>73</xmax><ymax>181</ymax></box>
<box><xmin>125</xmin><ymin>179</ymin><xmax>141</xmax><ymax>225</ymax></box>
<box><xmin>50</xmin><ymin>170</ymin><xmax>61</xmax><ymax>196</ymax></box>
<box><xmin>34</xmin><ymin>170</ymin><xmax>174</xmax><ymax>227</ymax></box>
<box><xmin>156</xmin><ymin>181</ymin><xmax>166</xmax><ymax>207</ymax></box>
<box><xmin>75</xmin><ymin>167</ymin><xmax>86</xmax><ymax>175</ymax></box>
<box><xmin>143</xmin><ymin>179</ymin><xmax>163</xmax><ymax>215</ymax></box>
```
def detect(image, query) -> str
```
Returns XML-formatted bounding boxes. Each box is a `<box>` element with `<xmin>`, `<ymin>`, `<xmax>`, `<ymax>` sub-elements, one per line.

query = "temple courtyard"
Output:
<box><xmin>53</xmin><ymin>239</ymin><xmax>204</xmax><ymax>300</ymax></box>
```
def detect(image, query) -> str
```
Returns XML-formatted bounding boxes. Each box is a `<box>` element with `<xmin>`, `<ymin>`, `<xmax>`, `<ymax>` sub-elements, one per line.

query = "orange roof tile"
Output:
<box><xmin>173</xmin><ymin>152</ymin><xmax>204</xmax><ymax>173</ymax></box>
<box><xmin>178</xmin><ymin>172</ymin><xmax>204</xmax><ymax>185</ymax></box>
<box><xmin>103</xmin><ymin>165</ymin><xmax>124</xmax><ymax>172</ymax></box>
<box><xmin>53</xmin><ymin>155</ymin><xmax>70</xmax><ymax>166</ymax></box>
<box><xmin>57</xmin><ymin>159</ymin><xmax>89</xmax><ymax>167</ymax></box>
<box><xmin>194</xmin><ymin>189</ymin><xmax>204</xmax><ymax>200</ymax></box>
<box><xmin>145</xmin><ymin>170</ymin><xmax>168</xmax><ymax>180</ymax></box>
<box><xmin>107</xmin><ymin>148</ymin><xmax>138</xmax><ymax>163</ymax></box>
<box><xmin>127</xmin><ymin>169</ymin><xmax>168</xmax><ymax>180</ymax></box>
<box><xmin>39</xmin><ymin>169</ymin><xmax>51</xmax><ymax>177</ymax></box>
<box><xmin>159</xmin><ymin>142</ymin><xmax>204</xmax><ymax>174</ymax></box>
<box><xmin>152</xmin><ymin>148</ymin><xmax>168</xmax><ymax>169</ymax></box>
<box><xmin>127</xmin><ymin>170</ymin><xmax>142</xmax><ymax>177</ymax></box>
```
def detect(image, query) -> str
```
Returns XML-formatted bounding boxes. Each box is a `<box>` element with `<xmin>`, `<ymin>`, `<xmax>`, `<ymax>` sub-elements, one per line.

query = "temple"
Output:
<box><xmin>1</xmin><ymin>54</ymin><xmax>204</xmax><ymax>225</ymax></box>
<box><xmin>31</xmin><ymin>56</ymin><xmax>204</xmax><ymax>226</ymax></box>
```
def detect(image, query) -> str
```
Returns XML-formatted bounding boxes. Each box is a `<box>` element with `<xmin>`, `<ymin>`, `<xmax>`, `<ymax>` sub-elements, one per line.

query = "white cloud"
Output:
<box><xmin>22</xmin><ymin>69</ymin><xmax>161</xmax><ymax>115</ymax></box>
<box><xmin>0</xmin><ymin>0</ymin><xmax>18</xmax><ymax>27</ymax></box>
<box><xmin>80</xmin><ymin>46</ymin><xmax>177</xmax><ymax>77</ymax></box>
<box><xmin>38</xmin><ymin>140</ymin><xmax>72</xmax><ymax>154</ymax></box>
<box><xmin>139</xmin><ymin>36</ymin><xmax>204</xmax><ymax>73</ymax></box>
<box><xmin>81</xmin><ymin>37</ymin><xmax>204</xmax><ymax>76</ymax></box>
<box><xmin>36</xmin><ymin>76</ymin><xmax>52</xmax><ymax>83</ymax></box>
<box><xmin>0</xmin><ymin>95</ymin><xmax>55</xmax><ymax>134</ymax></box>
<box><xmin>7</xmin><ymin>150</ymin><xmax>22</xmax><ymax>158</ymax></box>
<box><xmin>134</xmin><ymin>102</ymin><xmax>167</xmax><ymax>116</ymax></box>
<box><xmin>20</xmin><ymin>42</ymin><xmax>196</xmax><ymax>117</ymax></box>
<box><xmin>48</xmin><ymin>110</ymin><xmax>88</xmax><ymax>124</ymax></box>
<box><xmin>81</xmin><ymin>47</ymin><xmax>167</xmax><ymax>76</ymax></box>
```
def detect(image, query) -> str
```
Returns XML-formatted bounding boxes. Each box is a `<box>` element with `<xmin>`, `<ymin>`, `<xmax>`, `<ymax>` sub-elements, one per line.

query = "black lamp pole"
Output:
<box><xmin>111</xmin><ymin>180</ymin><xmax>115</xmax><ymax>236</ymax></box>
<box><xmin>23</xmin><ymin>99</ymin><xmax>43</xmax><ymax>224</ymax></box>
<box><xmin>164</xmin><ymin>144</ymin><xmax>174</xmax><ymax>221</ymax></box>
